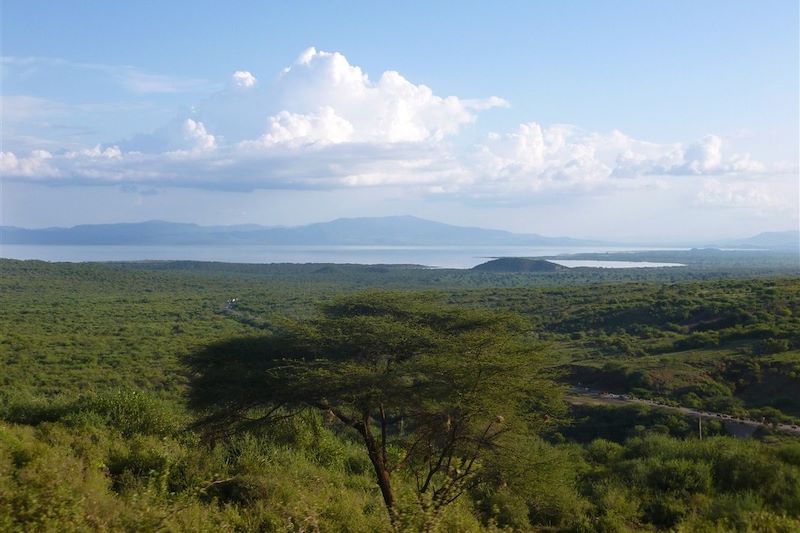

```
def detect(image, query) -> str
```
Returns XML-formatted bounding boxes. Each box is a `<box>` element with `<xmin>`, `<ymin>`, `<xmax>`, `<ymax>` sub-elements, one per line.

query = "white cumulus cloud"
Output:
<box><xmin>231</xmin><ymin>70</ymin><xmax>257</xmax><ymax>88</ymax></box>
<box><xmin>246</xmin><ymin>107</ymin><xmax>355</xmax><ymax>147</ymax></box>
<box><xmin>286</xmin><ymin>47</ymin><xmax>507</xmax><ymax>142</ymax></box>
<box><xmin>65</xmin><ymin>145</ymin><xmax>123</xmax><ymax>159</ymax></box>
<box><xmin>179</xmin><ymin>118</ymin><xmax>216</xmax><ymax>152</ymax></box>
<box><xmin>696</xmin><ymin>179</ymin><xmax>786</xmax><ymax>211</ymax></box>
<box><xmin>0</xmin><ymin>149</ymin><xmax>58</xmax><ymax>178</ymax></box>
<box><xmin>1</xmin><ymin>48</ymin><xmax>791</xmax><ymax>202</ymax></box>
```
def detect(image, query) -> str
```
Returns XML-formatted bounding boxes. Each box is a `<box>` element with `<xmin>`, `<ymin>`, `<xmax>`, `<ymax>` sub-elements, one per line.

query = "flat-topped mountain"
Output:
<box><xmin>471</xmin><ymin>257</ymin><xmax>567</xmax><ymax>272</ymax></box>
<box><xmin>2</xmin><ymin>218</ymin><xmax>795</xmax><ymax>250</ymax></box>
<box><xmin>0</xmin><ymin>216</ymin><xmax>598</xmax><ymax>247</ymax></box>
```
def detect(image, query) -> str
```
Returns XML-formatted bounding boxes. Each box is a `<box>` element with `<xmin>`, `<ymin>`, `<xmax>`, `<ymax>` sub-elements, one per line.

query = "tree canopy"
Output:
<box><xmin>187</xmin><ymin>291</ymin><xmax>559</xmax><ymax>528</ymax></box>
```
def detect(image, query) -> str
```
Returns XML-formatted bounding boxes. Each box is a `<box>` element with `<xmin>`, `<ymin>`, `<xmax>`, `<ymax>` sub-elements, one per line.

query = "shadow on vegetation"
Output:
<box><xmin>183</xmin><ymin>333</ymin><xmax>309</xmax><ymax>437</ymax></box>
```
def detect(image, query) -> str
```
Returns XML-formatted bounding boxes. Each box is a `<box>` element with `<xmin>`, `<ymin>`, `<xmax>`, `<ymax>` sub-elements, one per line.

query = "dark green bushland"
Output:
<box><xmin>1</xmin><ymin>259</ymin><xmax>799</xmax><ymax>530</ymax></box>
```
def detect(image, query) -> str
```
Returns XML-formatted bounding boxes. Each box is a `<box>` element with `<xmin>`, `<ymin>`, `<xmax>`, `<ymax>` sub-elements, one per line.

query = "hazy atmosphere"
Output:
<box><xmin>2</xmin><ymin>1</ymin><xmax>798</xmax><ymax>241</ymax></box>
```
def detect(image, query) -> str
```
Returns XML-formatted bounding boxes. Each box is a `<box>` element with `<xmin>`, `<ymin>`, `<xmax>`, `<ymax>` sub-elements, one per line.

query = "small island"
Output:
<box><xmin>471</xmin><ymin>257</ymin><xmax>567</xmax><ymax>272</ymax></box>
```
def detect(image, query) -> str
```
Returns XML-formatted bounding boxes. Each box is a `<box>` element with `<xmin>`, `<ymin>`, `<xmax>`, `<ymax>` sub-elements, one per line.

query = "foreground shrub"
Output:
<box><xmin>75</xmin><ymin>389</ymin><xmax>181</xmax><ymax>437</ymax></box>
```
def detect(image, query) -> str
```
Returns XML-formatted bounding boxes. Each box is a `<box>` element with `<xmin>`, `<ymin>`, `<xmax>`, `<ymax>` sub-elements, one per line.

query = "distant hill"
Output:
<box><xmin>3</xmin><ymin>218</ymin><xmax>795</xmax><ymax>250</ymax></box>
<box><xmin>0</xmin><ymin>216</ymin><xmax>600</xmax><ymax>247</ymax></box>
<box><xmin>723</xmin><ymin>230</ymin><xmax>799</xmax><ymax>250</ymax></box>
<box><xmin>472</xmin><ymin>257</ymin><xmax>567</xmax><ymax>272</ymax></box>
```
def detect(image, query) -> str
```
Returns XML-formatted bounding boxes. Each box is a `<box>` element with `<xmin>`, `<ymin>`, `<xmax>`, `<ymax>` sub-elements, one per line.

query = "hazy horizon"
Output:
<box><xmin>3</xmin><ymin>215</ymin><xmax>798</xmax><ymax>248</ymax></box>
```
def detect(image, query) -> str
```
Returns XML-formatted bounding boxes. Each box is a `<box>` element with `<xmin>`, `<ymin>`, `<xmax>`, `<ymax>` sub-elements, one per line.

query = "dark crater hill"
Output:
<box><xmin>471</xmin><ymin>257</ymin><xmax>568</xmax><ymax>272</ymax></box>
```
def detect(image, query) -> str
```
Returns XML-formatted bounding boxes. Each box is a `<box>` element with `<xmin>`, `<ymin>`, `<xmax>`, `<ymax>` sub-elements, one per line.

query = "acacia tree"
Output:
<box><xmin>187</xmin><ymin>292</ymin><xmax>556</xmax><ymax>529</ymax></box>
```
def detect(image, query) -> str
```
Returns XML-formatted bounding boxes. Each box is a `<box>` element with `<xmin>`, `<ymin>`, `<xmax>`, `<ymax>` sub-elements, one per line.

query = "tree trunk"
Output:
<box><xmin>359</xmin><ymin>414</ymin><xmax>397</xmax><ymax>526</ymax></box>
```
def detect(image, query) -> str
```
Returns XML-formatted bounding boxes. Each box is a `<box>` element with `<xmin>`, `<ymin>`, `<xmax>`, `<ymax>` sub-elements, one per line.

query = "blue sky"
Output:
<box><xmin>1</xmin><ymin>0</ymin><xmax>798</xmax><ymax>240</ymax></box>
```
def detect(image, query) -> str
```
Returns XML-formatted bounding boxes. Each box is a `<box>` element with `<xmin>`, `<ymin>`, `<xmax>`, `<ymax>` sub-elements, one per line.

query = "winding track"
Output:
<box><xmin>567</xmin><ymin>387</ymin><xmax>800</xmax><ymax>436</ymax></box>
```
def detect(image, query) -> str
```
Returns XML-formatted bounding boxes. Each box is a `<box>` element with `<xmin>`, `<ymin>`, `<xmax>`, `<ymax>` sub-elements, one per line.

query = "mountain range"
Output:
<box><xmin>0</xmin><ymin>217</ymin><xmax>601</xmax><ymax>247</ymax></box>
<box><xmin>0</xmin><ymin>217</ymin><xmax>797</xmax><ymax>249</ymax></box>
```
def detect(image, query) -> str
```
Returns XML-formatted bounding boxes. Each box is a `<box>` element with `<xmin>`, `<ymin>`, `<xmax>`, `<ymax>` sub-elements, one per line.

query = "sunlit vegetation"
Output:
<box><xmin>1</xmin><ymin>258</ymin><xmax>799</xmax><ymax>531</ymax></box>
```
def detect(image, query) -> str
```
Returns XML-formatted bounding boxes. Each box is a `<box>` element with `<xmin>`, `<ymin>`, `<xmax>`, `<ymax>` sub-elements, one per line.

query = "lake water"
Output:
<box><xmin>0</xmin><ymin>244</ymin><xmax>687</xmax><ymax>269</ymax></box>
<box><xmin>548</xmin><ymin>259</ymin><xmax>684</xmax><ymax>269</ymax></box>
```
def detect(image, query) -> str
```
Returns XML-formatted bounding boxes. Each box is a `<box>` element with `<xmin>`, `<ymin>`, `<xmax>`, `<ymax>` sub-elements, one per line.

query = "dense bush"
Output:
<box><xmin>1</xmin><ymin>259</ymin><xmax>799</xmax><ymax>530</ymax></box>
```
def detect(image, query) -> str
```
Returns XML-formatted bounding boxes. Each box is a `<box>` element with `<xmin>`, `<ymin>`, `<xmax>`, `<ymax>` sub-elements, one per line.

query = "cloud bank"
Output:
<box><xmin>1</xmin><ymin>48</ymin><xmax>792</xmax><ymax>209</ymax></box>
